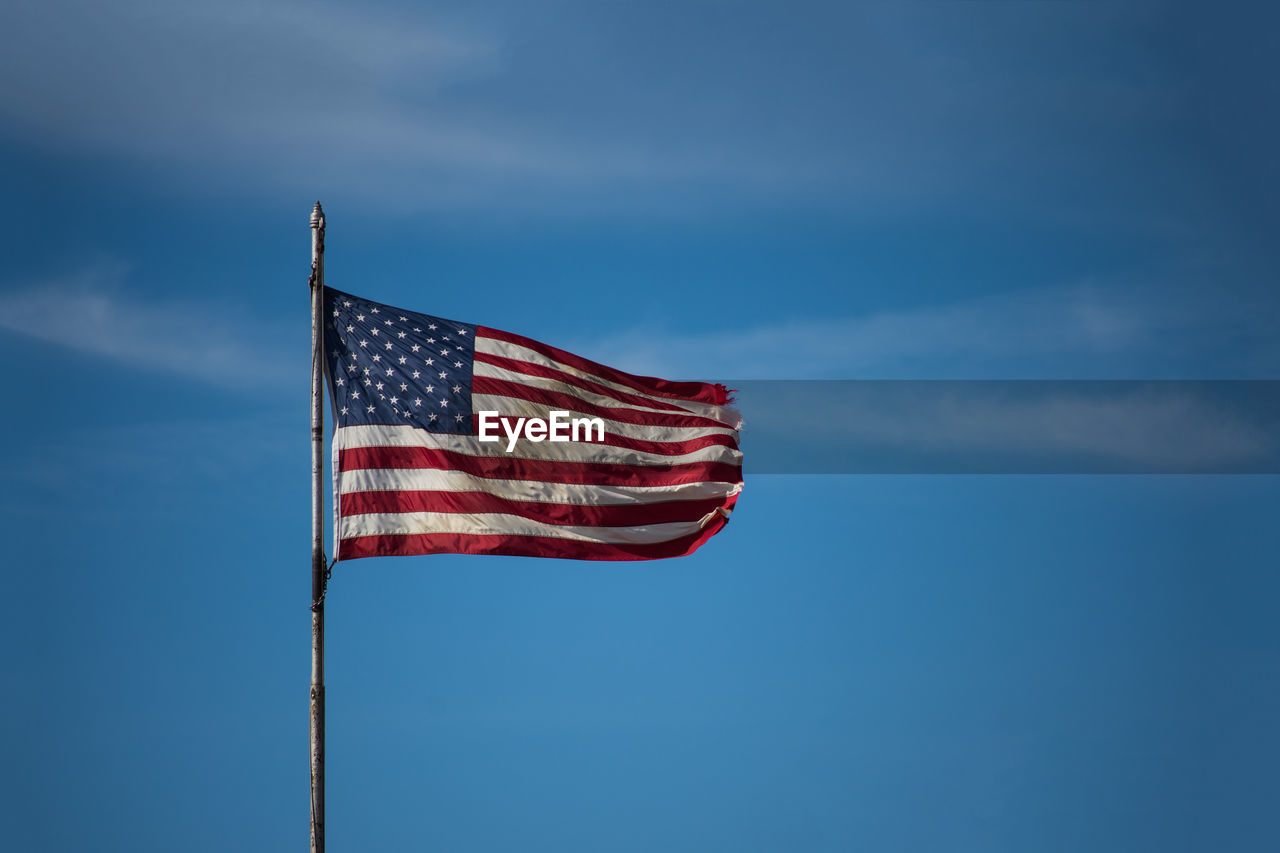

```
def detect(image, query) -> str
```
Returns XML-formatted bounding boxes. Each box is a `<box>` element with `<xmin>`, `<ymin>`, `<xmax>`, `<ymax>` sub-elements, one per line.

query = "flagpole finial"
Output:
<box><xmin>311</xmin><ymin>201</ymin><xmax>324</xmax><ymax>229</ymax></box>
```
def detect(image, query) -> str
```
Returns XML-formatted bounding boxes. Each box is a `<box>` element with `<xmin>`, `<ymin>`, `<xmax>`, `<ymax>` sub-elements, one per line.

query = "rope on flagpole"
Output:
<box><xmin>310</xmin><ymin>557</ymin><xmax>336</xmax><ymax>612</ymax></box>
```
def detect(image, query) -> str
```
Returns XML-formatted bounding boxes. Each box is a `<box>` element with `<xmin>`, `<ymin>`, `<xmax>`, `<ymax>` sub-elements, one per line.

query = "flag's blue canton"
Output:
<box><xmin>323</xmin><ymin>287</ymin><xmax>477</xmax><ymax>434</ymax></box>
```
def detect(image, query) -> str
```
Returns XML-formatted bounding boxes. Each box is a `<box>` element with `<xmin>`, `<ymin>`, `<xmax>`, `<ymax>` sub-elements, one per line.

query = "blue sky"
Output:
<box><xmin>1</xmin><ymin>2</ymin><xmax>1277</xmax><ymax>850</ymax></box>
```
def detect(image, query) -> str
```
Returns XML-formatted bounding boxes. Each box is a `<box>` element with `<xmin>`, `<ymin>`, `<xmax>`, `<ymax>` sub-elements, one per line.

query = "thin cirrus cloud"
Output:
<box><xmin>1</xmin><ymin>2</ymin><xmax>510</xmax><ymax>193</ymax></box>
<box><xmin>0</xmin><ymin>0</ymin><xmax>712</xmax><ymax>207</ymax></box>
<box><xmin>0</xmin><ymin>270</ymin><xmax>295</xmax><ymax>390</ymax></box>
<box><xmin>4</xmin><ymin>272</ymin><xmax>1275</xmax><ymax>472</ymax></box>
<box><xmin>0</xmin><ymin>0</ymin><xmax>1240</xmax><ymax>219</ymax></box>
<box><xmin>2</xmin><ymin>272</ymin><xmax>1274</xmax><ymax>390</ymax></box>
<box><xmin>575</xmin><ymin>281</ymin><xmax>1278</xmax><ymax>381</ymax></box>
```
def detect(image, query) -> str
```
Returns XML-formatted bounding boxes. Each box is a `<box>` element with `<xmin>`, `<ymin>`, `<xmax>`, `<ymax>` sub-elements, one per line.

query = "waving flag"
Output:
<box><xmin>323</xmin><ymin>287</ymin><xmax>742</xmax><ymax>561</ymax></box>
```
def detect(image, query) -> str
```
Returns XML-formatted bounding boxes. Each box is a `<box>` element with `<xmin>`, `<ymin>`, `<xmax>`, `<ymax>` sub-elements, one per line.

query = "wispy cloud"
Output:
<box><xmin>0</xmin><ymin>0</ymin><xmax>710</xmax><ymax>208</ymax></box>
<box><xmin>5</xmin><ymin>265</ymin><xmax>1275</xmax><ymax>396</ymax></box>
<box><xmin>572</xmin><ymin>281</ymin><xmax>1280</xmax><ymax>380</ymax></box>
<box><xmin>0</xmin><ymin>0</ymin><xmax>1242</xmax><ymax>222</ymax></box>
<box><xmin>0</xmin><ymin>267</ymin><xmax>294</xmax><ymax>389</ymax></box>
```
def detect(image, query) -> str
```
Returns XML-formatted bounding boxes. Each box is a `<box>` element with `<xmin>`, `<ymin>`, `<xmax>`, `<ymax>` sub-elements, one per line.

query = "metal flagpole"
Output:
<box><xmin>308</xmin><ymin>201</ymin><xmax>327</xmax><ymax>853</ymax></box>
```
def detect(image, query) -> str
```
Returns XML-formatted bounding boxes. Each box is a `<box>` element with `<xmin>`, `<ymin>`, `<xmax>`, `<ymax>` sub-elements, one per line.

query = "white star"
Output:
<box><xmin>372</xmin><ymin>354</ymin><xmax>381</xmax><ymax>362</ymax></box>
<box><xmin>438</xmin><ymin>371</ymin><xmax>447</xmax><ymax>379</ymax></box>
<box><xmin>428</xmin><ymin>323</ymin><xmax>437</xmax><ymax>330</ymax></box>
<box><xmin>443</xmin><ymin>335</ymin><xmax>451</xmax><ymax>342</ymax></box>
<box><xmin>413</xmin><ymin>327</ymin><xmax>421</xmax><ymax>332</ymax></box>
<box><xmin>359</xmin><ymin>340</ymin><xmax>368</xmax><ymax>348</ymax></box>
<box><xmin>343</xmin><ymin>300</ymin><xmax>351</xmax><ymax>307</ymax></box>
<box><xmin>367</xmin><ymin>405</ymin><xmax>375</xmax><ymax>413</ymax></box>
<box><xmin>371</xmin><ymin>308</ymin><xmax>380</xmax><ymax>314</ymax></box>
<box><xmin>335</xmin><ymin>378</ymin><xmax>345</xmax><ymax>386</ymax></box>
<box><xmin>399</xmin><ymin>316</ymin><xmax>407</xmax><ymax>321</ymax></box>
<box><xmin>452</xmin><ymin>384</ymin><xmax>461</xmax><ymax>393</ymax></box>
<box><xmin>371</xmin><ymin>328</ymin><xmax>379</xmax><ymax>336</ymax></box>
<box><xmin>363</xmin><ymin>378</ymin><xmax>372</xmax><ymax>386</ymax></box>
<box><xmin>424</xmin><ymin>384</ymin><xmax>434</xmax><ymax>393</ymax></box>
<box><xmin>340</xmin><ymin>406</ymin><xmax>349</xmax><ymax>415</ymax></box>
<box><xmin>412</xmin><ymin>370</ymin><xmax>421</xmax><ymax>379</ymax></box>
<box><xmin>439</xmin><ymin>399</ymin><xmax>448</xmax><ymax>408</ymax></box>
<box><xmin>426</xmin><ymin>337</ymin><xmax>435</xmax><ymax>344</ymax></box>
<box><xmin>332</xmin><ymin>309</ymin><xmax>339</xmax><ymax>317</ymax></box>
<box><xmin>384</xmin><ymin>341</ymin><xmax>392</xmax><ymax>350</ymax></box>
<box><xmin>376</xmin><ymin>382</ymin><xmax>384</xmax><ymax>390</ymax></box>
<box><xmin>389</xmin><ymin>396</ymin><xmax>398</xmax><ymax>404</ymax></box>
<box><xmin>440</xmin><ymin>349</ymin><xmax>449</xmax><ymax>356</ymax></box>
<box><xmin>399</xmin><ymin>383</ymin><xmax>408</xmax><ymax>391</ymax></box>
<box><xmin>346</xmin><ymin>324</ymin><xmax>354</xmax><ymax>333</ymax></box>
<box><xmin>414</xmin><ymin>398</ymin><xmax>422</xmax><ymax>406</ymax></box>
<box><xmin>357</xmin><ymin>314</ymin><xmax>365</xmax><ymax>321</ymax></box>
<box><xmin>455</xmin><ymin>413</ymin><xmax>464</xmax><ymax>423</ymax></box>
<box><xmin>362</xmin><ymin>367</ymin><xmax>371</xmax><ymax>376</ymax></box>
<box><xmin>398</xmin><ymin>356</ymin><xmax>407</xmax><ymax>364</ymax></box>
<box><xmin>385</xmin><ymin>367</ymin><xmax>394</xmax><ymax>376</ymax></box>
<box><xmin>384</xmin><ymin>319</ymin><xmax>392</xmax><ymax>326</ymax></box>
<box><xmin>398</xmin><ymin>332</ymin><xmax>406</xmax><ymax>339</ymax></box>
<box><xmin>454</xmin><ymin>361</ymin><xmax>462</xmax><ymax>368</ymax></box>
<box><xmin>458</xmin><ymin>330</ymin><xmax>469</xmax><ymax>337</ymax></box>
<box><xmin>351</xmin><ymin>390</ymin><xmax>360</xmax><ymax>399</ymax></box>
<box><xmin>410</xmin><ymin>345</ymin><xmax>420</xmax><ymax>352</ymax></box>
<box><xmin>425</xmin><ymin>358</ymin><xmax>434</xmax><ymax>366</ymax></box>
<box><xmin>429</xmin><ymin>413</ymin><xmax>437</xmax><ymax>422</ymax></box>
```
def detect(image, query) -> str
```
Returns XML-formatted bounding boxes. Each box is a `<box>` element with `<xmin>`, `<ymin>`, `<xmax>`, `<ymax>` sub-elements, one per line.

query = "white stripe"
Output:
<box><xmin>475</xmin><ymin>361</ymin><xmax>714</xmax><ymax>420</ymax></box>
<box><xmin>339</xmin><ymin>467</ymin><xmax>740</xmax><ymax>505</ymax></box>
<box><xmin>341</xmin><ymin>511</ymin><xmax>708</xmax><ymax>544</ymax></box>
<box><xmin>337</xmin><ymin>424</ymin><xmax>743</xmax><ymax>468</ymax></box>
<box><xmin>476</xmin><ymin>335</ymin><xmax>741</xmax><ymax>426</ymax></box>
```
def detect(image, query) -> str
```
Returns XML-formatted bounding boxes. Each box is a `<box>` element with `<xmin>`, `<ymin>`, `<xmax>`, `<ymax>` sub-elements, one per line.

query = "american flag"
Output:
<box><xmin>323</xmin><ymin>287</ymin><xmax>743</xmax><ymax>561</ymax></box>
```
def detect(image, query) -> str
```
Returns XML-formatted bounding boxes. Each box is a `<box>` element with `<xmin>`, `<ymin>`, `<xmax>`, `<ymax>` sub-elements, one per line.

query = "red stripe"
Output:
<box><xmin>341</xmin><ymin>489</ymin><xmax>731</xmax><ymax>527</ymax></box>
<box><xmin>470</xmin><ymin>413</ymin><xmax>737</xmax><ymax>457</ymax></box>
<box><xmin>338</xmin><ymin>498</ymin><xmax>736</xmax><ymax>562</ymax></box>
<box><xmin>475</xmin><ymin>351</ymin><xmax>692</xmax><ymax>413</ymax></box>
<box><xmin>479</xmin><ymin>326</ymin><xmax>732</xmax><ymax>405</ymax></box>
<box><xmin>340</xmin><ymin>445</ymin><xmax>742</xmax><ymax>488</ymax></box>
<box><xmin>474</xmin><ymin>376</ymin><xmax>729</xmax><ymax>430</ymax></box>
